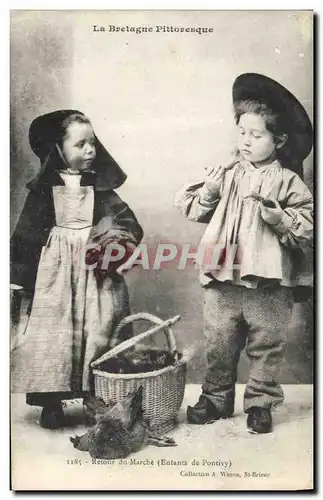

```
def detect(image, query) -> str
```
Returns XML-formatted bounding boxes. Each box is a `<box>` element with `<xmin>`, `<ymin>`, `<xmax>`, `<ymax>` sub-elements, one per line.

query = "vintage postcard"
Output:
<box><xmin>10</xmin><ymin>10</ymin><xmax>314</xmax><ymax>491</ymax></box>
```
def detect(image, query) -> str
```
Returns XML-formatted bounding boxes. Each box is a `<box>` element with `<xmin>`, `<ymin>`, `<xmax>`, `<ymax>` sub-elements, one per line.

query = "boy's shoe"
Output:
<box><xmin>40</xmin><ymin>402</ymin><xmax>64</xmax><ymax>429</ymax></box>
<box><xmin>246</xmin><ymin>406</ymin><xmax>272</xmax><ymax>434</ymax></box>
<box><xmin>187</xmin><ymin>395</ymin><xmax>233</xmax><ymax>425</ymax></box>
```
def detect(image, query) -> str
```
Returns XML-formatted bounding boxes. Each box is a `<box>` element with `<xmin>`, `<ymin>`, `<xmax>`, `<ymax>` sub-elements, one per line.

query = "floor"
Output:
<box><xmin>11</xmin><ymin>384</ymin><xmax>313</xmax><ymax>491</ymax></box>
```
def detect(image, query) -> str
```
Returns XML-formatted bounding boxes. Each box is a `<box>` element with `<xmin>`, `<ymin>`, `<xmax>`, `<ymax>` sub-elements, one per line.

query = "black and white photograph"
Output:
<box><xmin>10</xmin><ymin>9</ymin><xmax>314</xmax><ymax>491</ymax></box>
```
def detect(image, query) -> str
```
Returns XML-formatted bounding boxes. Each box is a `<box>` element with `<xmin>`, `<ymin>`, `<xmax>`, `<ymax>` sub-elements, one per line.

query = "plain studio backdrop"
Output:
<box><xmin>10</xmin><ymin>10</ymin><xmax>313</xmax><ymax>384</ymax></box>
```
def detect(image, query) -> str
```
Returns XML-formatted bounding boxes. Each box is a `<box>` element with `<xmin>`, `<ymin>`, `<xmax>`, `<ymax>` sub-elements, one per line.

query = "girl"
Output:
<box><xmin>10</xmin><ymin>110</ymin><xmax>143</xmax><ymax>429</ymax></box>
<box><xmin>175</xmin><ymin>73</ymin><xmax>313</xmax><ymax>434</ymax></box>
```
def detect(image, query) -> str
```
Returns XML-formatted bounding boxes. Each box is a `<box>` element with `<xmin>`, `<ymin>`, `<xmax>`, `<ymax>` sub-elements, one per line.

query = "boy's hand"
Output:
<box><xmin>259</xmin><ymin>199</ymin><xmax>284</xmax><ymax>226</ymax></box>
<box><xmin>204</xmin><ymin>165</ymin><xmax>225</xmax><ymax>195</ymax></box>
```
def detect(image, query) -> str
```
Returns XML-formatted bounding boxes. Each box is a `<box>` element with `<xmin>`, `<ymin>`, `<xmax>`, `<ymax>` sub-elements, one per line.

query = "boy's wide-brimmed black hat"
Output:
<box><xmin>28</xmin><ymin>109</ymin><xmax>127</xmax><ymax>191</ymax></box>
<box><xmin>232</xmin><ymin>73</ymin><xmax>313</xmax><ymax>162</ymax></box>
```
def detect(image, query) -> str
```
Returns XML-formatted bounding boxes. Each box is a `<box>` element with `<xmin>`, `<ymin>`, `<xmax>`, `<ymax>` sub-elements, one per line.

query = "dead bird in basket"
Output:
<box><xmin>70</xmin><ymin>387</ymin><xmax>176</xmax><ymax>459</ymax></box>
<box><xmin>96</xmin><ymin>346</ymin><xmax>178</xmax><ymax>374</ymax></box>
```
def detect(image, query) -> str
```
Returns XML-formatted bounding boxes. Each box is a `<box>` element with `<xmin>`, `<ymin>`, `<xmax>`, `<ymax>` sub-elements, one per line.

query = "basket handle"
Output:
<box><xmin>90</xmin><ymin>313</ymin><xmax>181</xmax><ymax>368</ymax></box>
<box><xmin>114</xmin><ymin>312</ymin><xmax>179</xmax><ymax>355</ymax></box>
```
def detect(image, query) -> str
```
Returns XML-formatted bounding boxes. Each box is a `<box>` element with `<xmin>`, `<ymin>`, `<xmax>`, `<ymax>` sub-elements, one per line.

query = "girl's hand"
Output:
<box><xmin>86</xmin><ymin>240</ymin><xmax>137</xmax><ymax>279</ymax></box>
<box><xmin>10</xmin><ymin>284</ymin><xmax>23</xmax><ymax>303</ymax></box>
<box><xmin>259</xmin><ymin>199</ymin><xmax>284</xmax><ymax>226</ymax></box>
<box><xmin>204</xmin><ymin>165</ymin><xmax>225</xmax><ymax>195</ymax></box>
<box><xmin>10</xmin><ymin>286</ymin><xmax>25</xmax><ymax>325</ymax></box>
<box><xmin>10</xmin><ymin>284</ymin><xmax>23</xmax><ymax>290</ymax></box>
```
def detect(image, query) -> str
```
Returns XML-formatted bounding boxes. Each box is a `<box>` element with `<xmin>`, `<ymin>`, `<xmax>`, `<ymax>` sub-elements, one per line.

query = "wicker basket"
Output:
<box><xmin>91</xmin><ymin>312</ymin><xmax>186</xmax><ymax>436</ymax></box>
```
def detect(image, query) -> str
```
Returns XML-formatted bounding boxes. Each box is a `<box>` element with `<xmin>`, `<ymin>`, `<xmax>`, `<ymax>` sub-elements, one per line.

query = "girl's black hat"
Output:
<box><xmin>233</xmin><ymin>73</ymin><xmax>313</xmax><ymax>162</ymax></box>
<box><xmin>28</xmin><ymin>109</ymin><xmax>127</xmax><ymax>191</ymax></box>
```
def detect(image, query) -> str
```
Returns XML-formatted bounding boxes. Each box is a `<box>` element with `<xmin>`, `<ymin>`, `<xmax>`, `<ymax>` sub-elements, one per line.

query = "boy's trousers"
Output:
<box><xmin>202</xmin><ymin>281</ymin><xmax>293</xmax><ymax>413</ymax></box>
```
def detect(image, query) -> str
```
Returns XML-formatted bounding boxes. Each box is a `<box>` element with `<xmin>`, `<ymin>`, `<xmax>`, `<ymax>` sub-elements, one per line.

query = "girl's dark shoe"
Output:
<box><xmin>187</xmin><ymin>395</ymin><xmax>233</xmax><ymax>425</ymax></box>
<box><xmin>40</xmin><ymin>402</ymin><xmax>64</xmax><ymax>429</ymax></box>
<box><xmin>246</xmin><ymin>407</ymin><xmax>272</xmax><ymax>434</ymax></box>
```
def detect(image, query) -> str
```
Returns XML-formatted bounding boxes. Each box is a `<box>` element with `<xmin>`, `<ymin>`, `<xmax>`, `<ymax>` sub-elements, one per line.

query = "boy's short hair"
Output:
<box><xmin>234</xmin><ymin>99</ymin><xmax>302</xmax><ymax>176</ymax></box>
<box><xmin>234</xmin><ymin>99</ymin><xmax>287</xmax><ymax>138</ymax></box>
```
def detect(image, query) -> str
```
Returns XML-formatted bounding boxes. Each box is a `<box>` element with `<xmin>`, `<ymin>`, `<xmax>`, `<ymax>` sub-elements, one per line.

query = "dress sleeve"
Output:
<box><xmin>174</xmin><ymin>182</ymin><xmax>220</xmax><ymax>223</ymax></box>
<box><xmin>271</xmin><ymin>174</ymin><xmax>313</xmax><ymax>252</ymax></box>
<box><xmin>90</xmin><ymin>190</ymin><xmax>144</xmax><ymax>246</ymax></box>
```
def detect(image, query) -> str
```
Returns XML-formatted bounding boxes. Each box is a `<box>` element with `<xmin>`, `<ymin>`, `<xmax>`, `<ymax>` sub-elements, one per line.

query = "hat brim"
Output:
<box><xmin>232</xmin><ymin>73</ymin><xmax>313</xmax><ymax>161</ymax></box>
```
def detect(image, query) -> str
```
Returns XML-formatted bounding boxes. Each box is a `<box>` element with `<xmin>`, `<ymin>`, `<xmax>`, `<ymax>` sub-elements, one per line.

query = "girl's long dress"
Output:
<box><xmin>11</xmin><ymin>176</ymin><xmax>131</xmax><ymax>394</ymax></box>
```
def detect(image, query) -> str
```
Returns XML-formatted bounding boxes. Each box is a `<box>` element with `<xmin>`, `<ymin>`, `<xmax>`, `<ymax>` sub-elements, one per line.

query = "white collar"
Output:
<box><xmin>240</xmin><ymin>159</ymin><xmax>282</xmax><ymax>171</ymax></box>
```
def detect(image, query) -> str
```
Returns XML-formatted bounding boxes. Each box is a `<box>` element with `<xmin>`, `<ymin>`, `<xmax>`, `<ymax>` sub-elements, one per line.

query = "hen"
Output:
<box><xmin>70</xmin><ymin>387</ymin><xmax>176</xmax><ymax>459</ymax></box>
<box><xmin>96</xmin><ymin>347</ymin><xmax>177</xmax><ymax>375</ymax></box>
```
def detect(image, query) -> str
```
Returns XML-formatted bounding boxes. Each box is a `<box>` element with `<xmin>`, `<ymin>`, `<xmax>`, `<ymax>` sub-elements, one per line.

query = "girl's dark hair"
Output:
<box><xmin>58</xmin><ymin>113</ymin><xmax>92</xmax><ymax>146</ymax></box>
<box><xmin>234</xmin><ymin>99</ymin><xmax>304</xmax><ymax>176</ymax></box>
